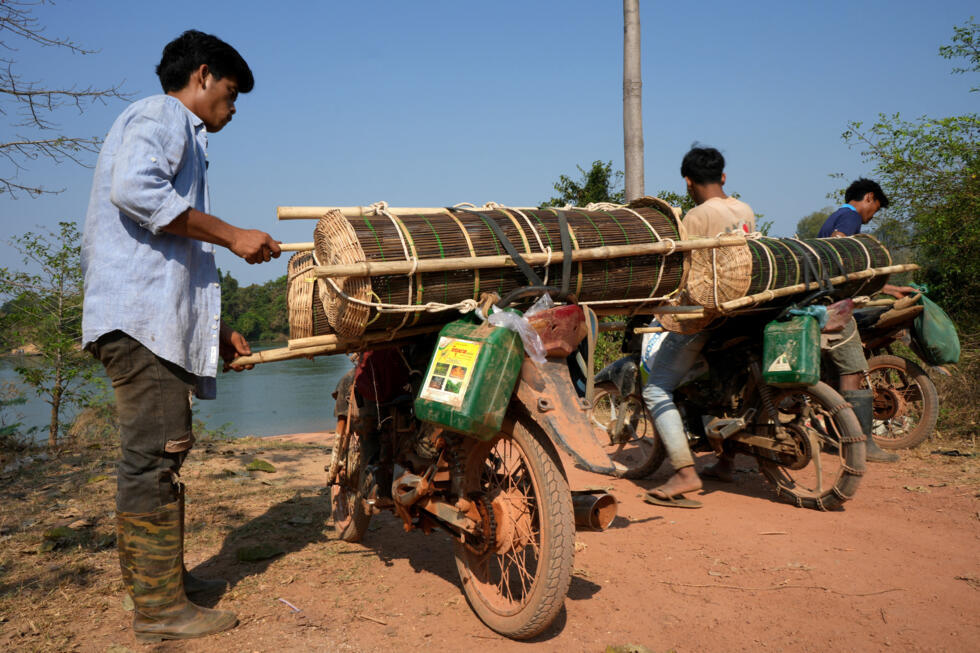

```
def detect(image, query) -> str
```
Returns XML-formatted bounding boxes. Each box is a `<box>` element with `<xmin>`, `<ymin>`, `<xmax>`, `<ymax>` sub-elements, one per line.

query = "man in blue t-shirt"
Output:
<box><xmin>817</xmin><ymin>177</ymin><xmax>904</xmax><ymax>463</ymax></box>
<box><xmin>818</xmin><ymin>178</ymin><xmax>889</xmax><ymax>237</ymax></box>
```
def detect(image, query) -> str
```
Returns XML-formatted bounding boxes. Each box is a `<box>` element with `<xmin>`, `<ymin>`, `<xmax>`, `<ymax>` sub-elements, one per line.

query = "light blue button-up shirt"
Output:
<box><xmin>82</xmin><ymin>95</ymin><xmax>220</xmax><ymax>399</ymax></box>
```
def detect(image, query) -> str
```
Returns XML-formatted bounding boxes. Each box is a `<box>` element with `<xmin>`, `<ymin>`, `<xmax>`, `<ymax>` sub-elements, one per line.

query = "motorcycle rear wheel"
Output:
<box><xmin>757</xmin><ymin>382</ymin><xmax>866</xmax><ymax>511</ymax></box>
<box><xmin>865</xmin><ymin>354</ymin><xmax>938</xmax><ymax>450</ymax></box>
<box><xmin>454</xmin><ymin>418</ymin><xmax>574</xmax><ymax>640</ymax></box>
<box><xmin>590</xmin><ymin>383</ymin><xmax>666</xmax><ymax>478</ymax></box>
<box><xmin>330</xmin><ymin>431</ymin><xmax>372</xmax><ymax>542</ymax></box>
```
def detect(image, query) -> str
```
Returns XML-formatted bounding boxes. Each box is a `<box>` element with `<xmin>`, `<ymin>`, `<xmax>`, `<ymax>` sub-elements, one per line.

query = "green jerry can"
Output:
<box><xmin>762</xmin><ymin>314</ymin><xmax>820</xmax><ymax>387</ymax></box>
<box><xmin>414</xmin><ymin>317</ymin><xmax>524</xmax><ymax>440</ymax></box>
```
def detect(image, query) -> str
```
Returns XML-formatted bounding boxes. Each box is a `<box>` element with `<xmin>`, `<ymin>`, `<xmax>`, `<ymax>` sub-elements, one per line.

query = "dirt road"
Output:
<box><xmin>1</xmin><ymin>434</ymin><xmax>977</xmax><ymax>652</ymax></box>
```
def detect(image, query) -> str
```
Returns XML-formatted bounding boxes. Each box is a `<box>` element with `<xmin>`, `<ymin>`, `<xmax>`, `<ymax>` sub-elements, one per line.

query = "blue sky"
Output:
<box><xmin>1</xmin><ymin>0</ymin><xmax>976</xmax><ymax>284</ymax></box>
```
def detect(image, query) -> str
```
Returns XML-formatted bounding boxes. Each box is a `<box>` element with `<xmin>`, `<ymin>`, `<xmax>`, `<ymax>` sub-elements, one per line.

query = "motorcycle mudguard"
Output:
<box><xmin>594</xmin><ymin>356</ymin><xmax>640</xmax><ymax>397</ymax></box>
<box><xmin>515</xmin><ymin>358</ymin><xmax>618</xmax><ymax>476</ymax></box>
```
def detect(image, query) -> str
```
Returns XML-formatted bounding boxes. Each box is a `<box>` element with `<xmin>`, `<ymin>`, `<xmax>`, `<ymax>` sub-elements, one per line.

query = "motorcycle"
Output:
<box><xmin>852</xmin><ymin>293</ymin><xmax>940</xmax><ymax>450</ymax></box>
<box><xmin>593</xmin><ymin>315</ymin><xmax>867</xmax><ymax>511</ymax></box>
<box><xmin>325</xmin><ymin>289</ymin><xmax>620</xmax><ymax>639</ymax></box>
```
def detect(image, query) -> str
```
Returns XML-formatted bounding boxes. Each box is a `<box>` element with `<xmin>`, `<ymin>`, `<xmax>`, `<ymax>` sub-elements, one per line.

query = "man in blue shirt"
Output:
<box><xmin>817</xmin><ymin>178</ymin><xmax>889</xmax><ymax>237</ymax></box>
<box><xmin>82</xmin><ymin>30</ymin><xmax>280</xmax><ymax>641</ymax></box>
<box><xmin>816</xmin><ymin>178</ymin><xmax>903</xmax><ymax>463</ymax></box>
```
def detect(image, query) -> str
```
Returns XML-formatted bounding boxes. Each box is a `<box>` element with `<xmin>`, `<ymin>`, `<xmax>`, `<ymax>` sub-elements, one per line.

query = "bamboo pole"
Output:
<box><xmin>278</xmin><ymin>206</ymin><xmax>542</xmax><ymax>220</ymax></box>
<box><xmin>632</xmin><ymin>263</ymin><xmax>920</xmax><ymax>323</ymax></box>
<box><xmin>308</xmin><ymin>235</ymin><xmax>746</xmax><ymax>279</ymax></box>
<box><xmin>599</xmin><ymin>321</ymin><xmax>626</xmax><ymax>332</ymax></box>
<box><xmin>280</xmin><ymin>242</ymin><xmax>314</xmax><ymax>252</ymax></box>
<box><xmin>718</xmin><ymin>263</ymin><xmax>919</xmax><ymax>312</ymax></box>
<box><xmin>634</xmin><ymin>326</ymin><xmax>666</xmax><ymax>334</ymax></box>
<box><xmin>234</xmin><ymin>330</ymin><xmax>430</xmax><ymax>367</ymax></box>
<box><xmin>232</xmin><ymin>343</ymin><xmax>339</xmax><ymax>366</ymax></box>
<box><xmin>288</xmin><ymin>324</ymin><xmax>443</xmax><ymax>351</ymax></box>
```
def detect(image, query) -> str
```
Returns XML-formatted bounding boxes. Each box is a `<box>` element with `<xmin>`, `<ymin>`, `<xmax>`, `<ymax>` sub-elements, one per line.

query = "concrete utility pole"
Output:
<box><xmin>623</xmin><ymin>0</ymin><xmax>645</xmax><ymax>201</ymax></box>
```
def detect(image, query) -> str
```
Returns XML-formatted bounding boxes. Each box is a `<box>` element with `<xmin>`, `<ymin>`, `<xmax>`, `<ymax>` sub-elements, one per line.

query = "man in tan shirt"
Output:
<box><xmin>642</xmin><ymin>146</ymin><xmax>753</xmax><ymax>507</ymax></box>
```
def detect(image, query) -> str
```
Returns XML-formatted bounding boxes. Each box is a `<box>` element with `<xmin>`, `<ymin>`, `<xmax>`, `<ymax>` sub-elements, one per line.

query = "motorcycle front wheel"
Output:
<box><xmin>865</xmin><ymin>354</ymin><xmax>938</xmax><ymax>450</ymax></box>
<box><xmin>590</xmin><ymin>383</ymin><xmax>666</xmax><ymax>478</ymax></box>
<box><xmin>454</xmin><ymin>418</ymin><xmax>574</xmax><ymax>640</ymax></box>
<box><xmin>757</xmin><ymin>381</ymin><xmax>866</xmax><ymax>511</ymax></box>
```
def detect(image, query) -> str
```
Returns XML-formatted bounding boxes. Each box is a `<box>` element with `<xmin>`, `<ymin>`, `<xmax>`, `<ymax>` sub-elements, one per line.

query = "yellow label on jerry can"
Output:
<box><xmin>418</xmin><ymin>337</ymin><xmax>482</xmax><ymax>408</ymax></box>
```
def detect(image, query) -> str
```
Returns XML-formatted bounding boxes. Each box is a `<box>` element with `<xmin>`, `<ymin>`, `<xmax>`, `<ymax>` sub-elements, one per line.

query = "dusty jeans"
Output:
<box><xmin>641</xmin><ymin>331</ymin><xmax>709</xmax><ymax>471</ymax></box>
<box><xmin>88</xmin><ymin>331</ymin><xmax>196</xmax><ymax>513</ymax></box>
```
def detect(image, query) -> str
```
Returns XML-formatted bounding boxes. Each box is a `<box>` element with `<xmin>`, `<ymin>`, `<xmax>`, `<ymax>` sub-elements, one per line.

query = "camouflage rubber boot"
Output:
<box><xmin>177</xmin><ymin>487</ymin><xmax>228</xmax><ymax>597</ymax></box>
<box><xmin>842</xmin><ymin>389</ymin><xmax>899</xmax><ymax>463</ymax></box>
<box><xmin>117</xmin><ymin>501</ymin><xmax>238</xmax><ymax>641</ymax></box>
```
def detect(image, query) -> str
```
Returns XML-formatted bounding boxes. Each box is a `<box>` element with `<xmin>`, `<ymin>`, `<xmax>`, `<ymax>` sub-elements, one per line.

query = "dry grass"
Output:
<box><xmin>0</xmin><ymin>428</ymin><xmax>350</xmax><ymax>652</ymax></box>
<box><xmin>932</xmin><ymin>331</ymin><xmax>980</xmax><ymax>447</ymax></box>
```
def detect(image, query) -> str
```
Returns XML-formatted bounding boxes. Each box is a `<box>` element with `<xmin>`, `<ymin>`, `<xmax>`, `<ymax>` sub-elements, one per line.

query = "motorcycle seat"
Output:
<box><xmin>853</xmin><ymin>307</ymin><xmax>888</xmax><ymax>330</ymax></box>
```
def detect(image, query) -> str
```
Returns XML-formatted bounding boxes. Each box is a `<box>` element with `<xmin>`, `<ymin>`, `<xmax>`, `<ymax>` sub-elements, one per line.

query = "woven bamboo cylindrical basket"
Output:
<box><xmin>312</xmin><ymin>205</ymin><xmax>688</xmax><ymax>338</ymax></box>
<box><xmin>313</xmin><ymin>210</ymin><xmax>371</xmax><ymax>337</ymax></box>
<box><xmin>686</xmin><ymin>234</ymin><xmax>893</xmax><ymax>310</ymax></box>
<box><xmin>287</xmin><ymin>252</ymin><xmax>314</xmax><ymax>340</ymax></box>
<box><xmin>286</xmin><ymin>251</ymin><xmax>334</xmax><ymax>340</ymax></box>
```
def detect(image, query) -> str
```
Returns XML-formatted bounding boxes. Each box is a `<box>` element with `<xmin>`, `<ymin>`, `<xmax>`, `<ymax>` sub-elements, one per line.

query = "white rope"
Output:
<box><xmin>512</xmin><ymin>208</ymin><xmax>550</xmax><ymax>286</ymax></box>
<box><xmin>619</xmin><ymin>206</ymin><xmax>670</xmax><ymax>310</ymax></box>
<box><xmin>825</xmin><ymin>323</ymin><xmax>859</xmax><ymax>350</ymax></box>
<box><xmin>542</xmin><ymin>247</ymin><xmax>553</xmax><ymax>286</ymax></box>
<box><xmin>322</xmin><ymin>277</ymin><xmax>478</xmax><ymax>314</ymax></box>
<box><xmin>369</xmin><ymin>201</ymin><xmax>417</xmax><ymax>333</ymax></box>
<box><xmin>584</xmin><ymin>202</ymin><xmax>625</xmax><ymax>211</ymax></box>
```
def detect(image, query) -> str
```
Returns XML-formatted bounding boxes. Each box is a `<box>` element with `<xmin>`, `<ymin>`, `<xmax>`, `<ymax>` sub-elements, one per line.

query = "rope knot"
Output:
<box><xmin>367</xmin><ymin>200</ymin><xmax>389</xmax><ymax>215</ymax></box>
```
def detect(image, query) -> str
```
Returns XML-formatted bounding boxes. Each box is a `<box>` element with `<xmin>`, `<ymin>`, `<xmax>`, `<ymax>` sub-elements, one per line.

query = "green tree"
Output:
<box><xmin>841</xmin><ymin>18</ymin><xmax>980</xmax><ymax>317</ymax></box>
<box><xmin>0</xmin><ymin>1</ymin><xmax>128</xmax><ymax>196</ymax></box>
<box><xmin>655</xmin><ymin>190</ymin><xmax>695</xmax><ymax>214</ymax></box>
<box><xmin>796</xmin><ymin>207</ymin><xmax>833</xmax><ymax>239</ymax></box>
<box><xmin>939</xmin><ymin>16</ymin><xmax>980</xmax><ymax>91</ymax></box>
<box><xmin>542</xmin><ymin>160</ymin><xmax>625</xmax><ymax>207</ymax></box>
<box><xmin>219</xmin><ymin>271</ymin><xmax>289</xmax><ymax>341</ymax></box>
<box><xmin>0</xmin><ymin>222</ymin><xmax>98</xmax><ymax>448</ymax></box>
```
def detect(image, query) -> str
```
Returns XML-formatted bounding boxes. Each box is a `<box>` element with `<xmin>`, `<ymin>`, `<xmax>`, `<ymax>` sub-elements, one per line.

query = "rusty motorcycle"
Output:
<box><xmin>325</xmin><ymin>290</ymin><xmax>618</xmax><ymax>639</ymax></box>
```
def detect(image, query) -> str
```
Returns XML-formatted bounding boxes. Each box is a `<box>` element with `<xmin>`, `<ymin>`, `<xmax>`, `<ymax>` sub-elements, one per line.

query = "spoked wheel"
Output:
<box><xmin>865</xmin><ymin>354</ymin><xmax>938</xmax><ymax>450</ymax></box>
<box><xmin>454</xmin><ymin>418</ymin><xmax>574</xmax><ymax>640</ymax></box>
<box><xmin>590</xmin><ymin>383</ymin><xmax>666</xmax><ymax>478</ymax></box>
<box><xmin>757</xmin><ymin>382</ymin><xmax>866</xmax><ymax>511</ymax></box>
<box><xmin>330</xmin><ymin>430</ymin><xmax>372</xmax><ymax>542</ymax></box>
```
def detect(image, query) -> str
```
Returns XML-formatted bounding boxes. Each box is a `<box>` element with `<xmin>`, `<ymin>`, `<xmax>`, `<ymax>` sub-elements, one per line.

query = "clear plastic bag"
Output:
<box><xmin>481</xmin><ymin>294</ymin><xmax>551</xmax><ymax>365</ymax></box>
<box><xmin>523</xmin><ymin>292</ymin><xmax>555</xmax><ymax>317</ymax></box>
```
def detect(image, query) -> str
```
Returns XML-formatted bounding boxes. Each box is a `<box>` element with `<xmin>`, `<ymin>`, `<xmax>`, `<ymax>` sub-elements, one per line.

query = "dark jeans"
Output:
<box><xmin>88</xmin><ymin>331</ymin><xmax>196</xmax><ymax>513</ymax></box>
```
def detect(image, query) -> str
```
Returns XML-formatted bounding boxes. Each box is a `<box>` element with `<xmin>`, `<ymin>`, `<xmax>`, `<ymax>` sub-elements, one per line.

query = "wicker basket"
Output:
<box><xmin>313</xmin><ymin>210</ymin><xmax>371</xmax><ymax>337</ymax></box>
<box><xmin>685</xmin><ymin>240</ymin><xmax>753</xmax><ymax>309</ymax></box>
<box><xmin>286</xmin><ymin>252</ymin><xmax>315</xmax><ymax>340</ymax></box>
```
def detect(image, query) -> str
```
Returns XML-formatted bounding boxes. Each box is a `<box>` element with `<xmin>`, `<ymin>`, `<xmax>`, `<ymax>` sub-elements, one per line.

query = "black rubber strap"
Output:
<box><xmin>457</xmin><ymin>209</ymin><xmax>543</xmax><ymax>287</ymax></box>
<box><xmin>552</xmin><ymin>208</ymin><xmax>573</xmax><ymax>297</ymax></box>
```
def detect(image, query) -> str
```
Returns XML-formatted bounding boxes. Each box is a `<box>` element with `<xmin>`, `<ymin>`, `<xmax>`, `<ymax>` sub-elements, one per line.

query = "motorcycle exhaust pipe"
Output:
<box><xmin>571</xmin><ymin>490</ymin><xmax>617</xmax><ymax>530</ymax></box>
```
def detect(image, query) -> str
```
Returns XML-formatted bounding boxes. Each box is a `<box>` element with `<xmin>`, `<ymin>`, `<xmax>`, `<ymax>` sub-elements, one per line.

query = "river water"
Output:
<box><xmin>0</xmin><ymin>346</ymin><xmax>352</xmax><ymax>440</ymax></box>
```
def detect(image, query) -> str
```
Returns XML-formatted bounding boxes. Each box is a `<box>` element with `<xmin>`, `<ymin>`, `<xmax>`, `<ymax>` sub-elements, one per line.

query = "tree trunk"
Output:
<box><xmin>49</xmin><ymin>375</ymin><xmax>62</xmax><ymax>449</ymax></box>
<box><xmin>623</xmin><ymin>0</ymin><xmax>645</xmax><ymax>201</ymax></box>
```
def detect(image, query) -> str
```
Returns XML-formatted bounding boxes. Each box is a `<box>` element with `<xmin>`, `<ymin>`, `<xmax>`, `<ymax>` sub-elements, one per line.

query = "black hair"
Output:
<box><xmin>156</xmin><ymin>30</ymin><xmax>254</xmax><ymax>94</ymax></box>
<box><xmin>680</xmin><ymin>145</ymin><xmax>725</xmax><ymax>184</ymax></box>
<box><xmin>844</xmin><ymin>178</ymin><xmax>889</xmax><ymax>208</ymax></box>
